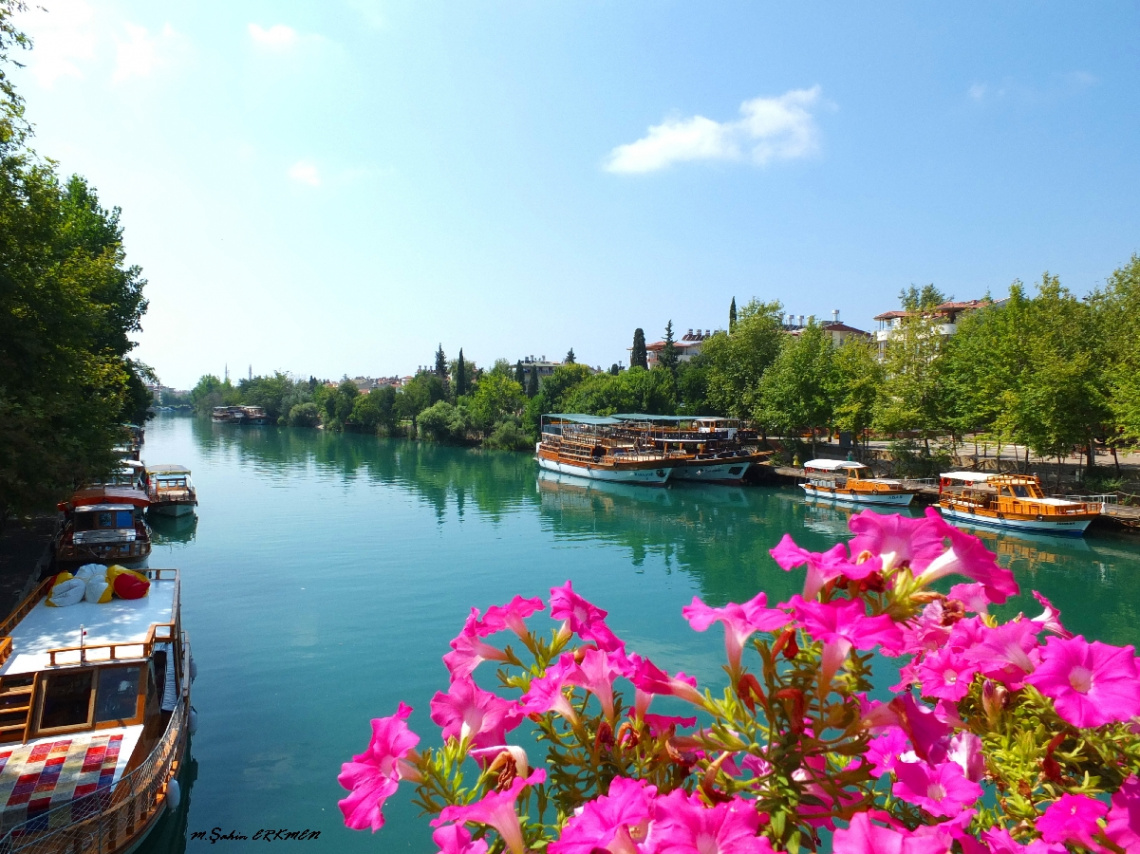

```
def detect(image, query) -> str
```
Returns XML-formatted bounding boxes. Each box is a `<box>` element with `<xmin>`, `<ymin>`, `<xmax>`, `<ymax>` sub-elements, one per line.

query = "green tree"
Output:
<box><xmin>676</xmin><ymin>356</ymin><xmax>709</xmax><ymax>415</ymax></box>
<box><xmin>1095</xmin><ymin>255</ymin><xmax>1140</xmax><ymax>450</ymax></box>
<box><xmin>658</xmin><ymin>320</ymin><xmax>679</xmax><ymax>376</ymax></box>
<box><xmin>828</xmin><ymin>337</ymin><xmax>883</xmax><ymax>455</ymax></box>
<box><xmin>561</xmin><ymin>367</ymin><xmax>675</xmax><ymax>416</ymax></box>
<box><xmin>470</xmin><ymin>373</ymin><xmax>525</xmax><ymax>435</ymax></box>
<box><xmin>757</xmin><ymin>322</ymin><xmax>836</xmax><ymax>455</ymax></box>
<box><xmin>456</xmin><ymin>350</ymin><xmax>468</xmax><ymax>398</ymax></box>
<box><xmin>631</xmin><ymin>328</ymin><xmax>648</xmax><ymax>370</ymax></box>
<box><xmin>288</xmin><ymin>402</ymin><xmax>321</xmax><ymax>428</ymax></box>
<box><xmin>397</xmin><ymin>372</ymin><xmax>445</xmax><ymax>437</ymax></box>
<box><xmin>434</xmin><ymin>344</ymin><xmax>448</xmax><ymax>383</ymax></box>
<box><xmin>701</xmin><ymin>300</ymin><xmax>785</xmax><ymax>419</ymax></box>
<box><xmin>729</xmin><ymin>297</ymin><xmax>737</xmax><ymax>333</ymax></box>
<box><xmin>525</xmin><ymin>364</ymin><xmax>539</xmax><ymax>398</ymax></box>
<box><xmin>565</xmin><ymin>348</ymin><xmax>576</xmax><ymax>364</ymax></box>
<box><xmin>874</xmin><ymin>288</ymin><xmax>952</xmax><ymax>451</ymax></box>
<box><xmin>514</xmin><ymin>360</ymin><xmax>525</xmax><ymax>386</ymax></box>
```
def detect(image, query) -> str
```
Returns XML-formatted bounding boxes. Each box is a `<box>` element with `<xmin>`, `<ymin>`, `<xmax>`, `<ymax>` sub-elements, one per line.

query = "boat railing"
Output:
<box><xmin>47</xmin><ymin>620</ymin><xmax>176</xmax><ymax>666</ymax></box>
<box><xmin>901</xmin><ymin>477</ymin><xmax>937</xmax><ymax>489</ymax></box>
<box><xmin>1049</xmin><ymin>492</ymin><xmax>1117</xmax><ymax>506</ymax></box>
<box><xmin>0</xmin><ymin>680</ymin><xmax>187</xmax><ymax>852</ymax></box>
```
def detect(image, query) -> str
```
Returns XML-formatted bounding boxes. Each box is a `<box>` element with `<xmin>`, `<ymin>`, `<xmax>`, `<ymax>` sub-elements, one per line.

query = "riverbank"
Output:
<box><xmin>0</xmin><ymin>515</ymin><xmax>55</xmax><ymax>620</ymax></box>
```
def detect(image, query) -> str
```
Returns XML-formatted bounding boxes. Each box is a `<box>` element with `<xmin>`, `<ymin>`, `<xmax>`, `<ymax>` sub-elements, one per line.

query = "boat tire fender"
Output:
<box><xmin>189</xmin><ymin>653</ymin><xmax>197</xmax><ymax>683</ymax></box>
<box><xmin>189</xmin><ymin>706</ymin><xmax>199</xmax><ymax>735</ymax></box>
<box><xmin>1037</xmin><ymin>514</ymin><xmax>1044</xmax><ymax>522</ymax></box>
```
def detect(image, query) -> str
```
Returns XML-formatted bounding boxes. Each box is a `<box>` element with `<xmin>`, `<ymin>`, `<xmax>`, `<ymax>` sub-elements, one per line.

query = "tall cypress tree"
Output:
<box><xmin>729</xmin><ymin>297</ymin><xmax>737</xmax><ymax>333</ymax></box>
<box><xmin>659</xmin><ymin>320</ymin><xmax>678</xmax><ymax>375</ymax></box>
<box><xmin>515</xmin><ymin>360</ymin><xmax>525</xmax><ymax>385</ymax></box>
<box><xmin>434</xmin><ymin>344</ymin><xmax>448</xmax><ymax>383</ymax></box>
<box><xmin>631</xmin><ymin>328</ymin><xmax>648</xmax><ymax>369</ymax></box>
<box><xmin>456</xmin><ymin>349</ymin><xmax>468</xmax><ymax>397</ymax></box>
<box><xmin>526</xmin><ymin>365</ymin><xmax>539</xmax><ymax>398</ymax></box>
<box><xmin>565</xmin><ymin>348</ymin><xmax>576</xmax><ymax>364</ymax></box>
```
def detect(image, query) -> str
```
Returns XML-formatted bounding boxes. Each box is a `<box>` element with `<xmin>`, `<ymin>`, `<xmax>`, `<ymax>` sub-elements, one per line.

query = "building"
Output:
<box><xmin>784</xmin><ymin>311</ymin><xmax>871</xmax><ymax>347</ymax></box>
<box><xmin>640</xmin><ymin>329</ymin><xmax>715</xmax><ymax>368</ymax></box>
<box><xmin>872</xmin><ymin>299</ymin><xmax>996</xmax><ymax>360</ymax></box>
<box><xmin>517</xmin><ymin>356</ymin><xmax>562</xmax><ymax>384</ymax></box>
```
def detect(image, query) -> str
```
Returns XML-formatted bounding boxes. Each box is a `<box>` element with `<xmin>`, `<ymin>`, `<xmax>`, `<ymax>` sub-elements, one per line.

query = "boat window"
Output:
<box><xmin>95</xmin><ymin>665</ymin><xmax>142</xmax><ymax>723</ymax></box>
<box><xmin>39</xmin><ymin>671</ymin><xmax>95</xmax><ymax>730</ymax></box>
<box><xmin>1013</xmin><ymin>486</ymin><xmax>1029</xmax><ymax>498</ymax></box>
<box><xmin>114</xmin><ymin>509</ymin><xmax>134</xmax><ymax>527</ymax></box>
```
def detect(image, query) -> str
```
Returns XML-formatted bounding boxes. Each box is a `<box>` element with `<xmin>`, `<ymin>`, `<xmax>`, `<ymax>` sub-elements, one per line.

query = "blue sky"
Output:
<box><xmin>12</xmin><ymin>1</ymin><xmax>1140</xmax><ymax>390</ymax></box>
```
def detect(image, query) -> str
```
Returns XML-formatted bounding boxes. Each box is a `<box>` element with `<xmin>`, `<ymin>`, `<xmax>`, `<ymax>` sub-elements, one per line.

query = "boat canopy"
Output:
<box><xmin>612</xmin><ymin>414</ymin><xmax>691</xmax><ymax>423</ymax></box>
<box><xmin>940</xmin><ymin>471</ymin><xmax>996</xmax><ymax>483</ymax></box>
<box><xmin>146</xmin><ymin>464</ymin><xmax>191</xmax><ymax>476</ymax></box>
<box><xmin>68</xmin><ymin>486</ymin><xmax>149</xmax><ymax>508</ymax></box>
<box><xmin>803</xmin><ymin>459</ymin><xmax>867</xmax><ymax>471</ymax></box>
<box><xmin>542</xmin><ymin>414</ymin><xmax>623</xmax><ymax>426</ymax></box>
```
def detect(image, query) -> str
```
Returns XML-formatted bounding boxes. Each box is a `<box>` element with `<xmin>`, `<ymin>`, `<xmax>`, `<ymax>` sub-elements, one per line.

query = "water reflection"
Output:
<box><xmin>150</xmin><ymin>513</ymin><xmax>199</xmax><ymax>545</ymax></box>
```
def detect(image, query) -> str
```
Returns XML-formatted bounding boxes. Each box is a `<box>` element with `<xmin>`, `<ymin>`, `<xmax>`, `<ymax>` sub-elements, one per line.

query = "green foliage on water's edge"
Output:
<box><xmin>0</xmin><ymin>2</ymin><xmax>153</xmax><ymax>520</ymax></box>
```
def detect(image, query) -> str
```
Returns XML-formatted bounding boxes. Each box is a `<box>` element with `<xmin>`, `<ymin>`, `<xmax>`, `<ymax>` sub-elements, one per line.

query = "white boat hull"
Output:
<box><xmin>800</xmin><ymin>484</ymin><xmax>916</xmax><ymax>506</ymax></box>
<box><xmin>536</xmin><ymin>455</ymin><xmax>672</xmax><ymax>485</ymax></box>
<box><xmin>670</xmin><ymin>461</ymin><xmax>752</xmax><ymax>484</ymax></box>
<box><xmin>938</xmin><ymin>505</ymin><xmax>1092</xmax><ymax>537</ymax></box>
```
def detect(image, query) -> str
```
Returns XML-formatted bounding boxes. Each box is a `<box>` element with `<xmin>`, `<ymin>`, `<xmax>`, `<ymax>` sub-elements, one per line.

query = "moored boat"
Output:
<box><xmin>145</xmin><ymin>465</ymin><xmax>198</xmax><ymax>518</ymax></box>
<box><xmin>537</xmin><ymin>415</ymin><xmax>673</xmax><ymax>485</ymax></box>
<box><xmin>612</xmin><ymin>415</ymin><xmax>771</xmax><ymax>485</ymax></box>
<box><xmin>799</xmin><ymin>459</ymin><xmax>918</xmax><ymax>506</ymax></box>
<box><xmin>55</xmin><ymin>487</ymin><xmax>152</xmax><ymax>569</ymax></box>
<box><xmin>0</xmin><ymin>568</ymin><xmax>192</xmax><ymax>853</ymax></box>
<box><xmin>936</xmin><ymin>471</ymin><xmax>1101</xmax><ymax>537</ymax></box>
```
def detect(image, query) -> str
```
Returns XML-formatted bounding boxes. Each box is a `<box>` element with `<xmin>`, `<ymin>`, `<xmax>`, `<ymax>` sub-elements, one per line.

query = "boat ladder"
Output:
<box><xmin>0</xmin><ymin>674</ymin><xmax>35</xmax><ymax>743</ymax></box>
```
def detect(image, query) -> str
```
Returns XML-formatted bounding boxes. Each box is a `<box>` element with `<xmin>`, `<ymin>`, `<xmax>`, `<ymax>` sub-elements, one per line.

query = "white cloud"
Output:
<box><xmin>249</xmin><ymin>23</ymin><xmax>299</xmax><ymax>50</ymax></box>
<box><xmin>112</xmin><ymin>23</ymin><xmax>177</xmax><ymax>83</ymax></box>
<box><xmin>288</xmin><ymin>161</ymin><xmax>321</xmax><ymax>187</ymax></box>
<box><xmin>20</xmin><ymin>0</ymin><xmax>97</xmax><ymax>87</ymax></box>
<box><xmin>967</xmin><ymin>72</ymin><xmax>1096</xmax><ymax>104</ymax></box>
<box><xmin>968</xmin><ymin>83</ymin><xmax>988</xmax><ymax>101</ymax></box>
<box><xmin>604</xmin><ymin>86</ymin><xmax>824</xmax><ymax>174</ymax></box>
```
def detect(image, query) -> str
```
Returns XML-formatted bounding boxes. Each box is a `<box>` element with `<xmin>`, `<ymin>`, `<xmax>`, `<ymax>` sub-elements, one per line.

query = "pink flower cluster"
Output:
<box><xmin>339</xmin><ymin>510</ymin><xmax>1140</xmax><ymax>853</ymax></box>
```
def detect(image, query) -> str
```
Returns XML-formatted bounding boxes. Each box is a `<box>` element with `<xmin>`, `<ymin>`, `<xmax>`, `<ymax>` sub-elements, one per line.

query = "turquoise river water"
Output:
<box><xmin>134</xmin><ymin>415</ymin><xmax>1140</xmax><ymax>853</ymax></box>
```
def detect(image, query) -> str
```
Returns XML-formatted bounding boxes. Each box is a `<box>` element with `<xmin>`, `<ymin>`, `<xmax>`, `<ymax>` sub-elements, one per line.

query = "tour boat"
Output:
<box><xmin>612</xmin><ymin>415</ymin><xmax>771</xmax><ymax>485</ymax></box>
<box><xmin>0</xmin><ymin>568</ymin><xmax>192</xmax><ymax>853</ymax></box>
<box><xmin>799</xmin><ymin>459</ymin><xmax>918</xmax><ymax>506</ymax></box>
<box><xmin>936</xmin><ymin>472</ymin><xmax>1101</xmax><ymax>537</ymax></box>
<box><xmin>209</xmin><ymin>406</ymin><xmax>232</xmax><ymax>423</ymax></box>
<box><xmin>145</xmin><ymin>465</ymin><xmax>198</xmax><ymax>518</ymax></box>
<box><xmin>238</xmin><ymin>405</ymin><xmax>269</xmax><ymax>425</ymax></box>
<box><xmin>55</xmin><ymin>487</ymin><xmax>152</xmax><ymax>569</ymax></box>
<box><xmin>536</xmin><ymin>415</ymin><xmax>673</xmax><ymax>485</ymax></box>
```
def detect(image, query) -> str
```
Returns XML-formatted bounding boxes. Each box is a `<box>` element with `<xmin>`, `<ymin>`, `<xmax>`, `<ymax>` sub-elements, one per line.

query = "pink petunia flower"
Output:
<box><xmin>444</xmin><ymin>611</ymin><xmax>513</xmax><ymax>680</ymax></box>
<box><xmin>915</xmin><ymin>645</ymin><xmax>977</xmax><ymax>702</ymax></box>
<box><xmin>627</xmin><ymin>654</ymin><xmax>706</xmax><ymax>708</ymax></box>
<box><xmin>338</xmin><ymin>702</ymin><xmax>421</xmax><ymax>832</ymax></box>
<box><xmin>918</xmin><ymin>509</ymin><xmax>1019</xmax><ymax>604</ymax></box>
<box><xmin>866</xmin><ymin>727</ymin><xmax>911</xmax><ymax>778</ymax></box>
<box><xmin>789</xmin><ymin>596</ymin><xmax>903</xmax><ymax>688</ymax></box>
<box><xmin>979</xmin><ymin>826</ymin><xmax>1067</xmax><ymax>853</ymax></box>
<box><xmin>682</xmin><ymin>591</ymin><xmax>789</xmax><ymax>675</ymax></box>
<box><xmin>1105</xmin><ymin>774</ymin><xmax>1140</xmax><ymax>851</ymax></box>
<box><xmin>430</xmin><ymin>675</ymin><xmax>522</xmax><ymax>748</ymax></box>
<box><xmin>432</xmin><ymin>824</ymin><xmax>490</xmax><ymax>854</ymax></box>
<box><xmin>1029</xmin><ymin>591</ymin><xmax>1071</xmax><ymax>639</ymax></box>
<box><xmin>892</xmin><ymin>759</ymin><xmax>982</xmax><ymax>818</ymax></box>
<box><xmin>770</xmin><ymin>535</ymin><xmax>883</xmax><ymax>600</ymax></box>
<box><xmin>475</xmin><ymin>595</ymin><xmax>545</xmax><ymax>638</ymax></box>
<box><xmin>1036</xmin><ymin>793</ymin><xmax>1107</xmax><ymax>848</ymax></box>
<box><xmin>550</xmin><ymin>580</ymin><xmax>624</xmax><ymax>652</ymax></box>
<box><xmin>832</xmin><ymin>811</ymin><xmax>954</xmax><ymax>854</ymax></box>
<box><xmin>564</xmin><ymin>647</ymin><xmax>626</xmax><ymax>721</ymax></box>
<box><xmin>963</xmin><ymin>620</ymin><xmax>1041</xmax><ymax>689</ymax></box>
<box><xmin>433</xmin><ymin>769</ymin><xmax>546</xmax><ymax>854</ymax></box>
<box><xmin>549</xmin><ymin>776</ymin><xmax>657</xmax><ymax>854</ymax></box>
<box><xmin>644</xmin><ymin>788</ymin><xmax>772</xmax><ymax>854</ymax></box>
<box><xmin>846</xmin><ymin>511</ymin><xmax>945</xmax><ymax>573</ymax></box>
<box><xmin>519</xmin><ymin>653</ymin><xmax>580</xmax><ymax>724</ymax></box>
<box><xmin>1026</xmin><ymin>635</ymin><xmax>1140</xmax><ymax>728</ymax></box>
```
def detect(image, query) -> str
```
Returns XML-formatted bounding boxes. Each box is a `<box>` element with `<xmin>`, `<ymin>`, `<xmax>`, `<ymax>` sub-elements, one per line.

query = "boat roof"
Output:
<box><xmin>146</xmin><ymin>464</ymin><xmax>191</xmax><ymax>476</ymax></box>
<box><xmin>940</xmin><ymin>471</ymin><xmax>997</xmax><ymax>483</ymax></box>
<box><xmin>612</xmin><ymin>414</ymin><xmax>691</xmax><ymax>423</ymax></box>
<box><xmin>119</xmin><ymin>460</ymin><xmax>145</xmax><ymax>471</ymax></box>
<box><xmin>0</xmin><ymin>574</ymin><xmax>178</xmax><ymax>676</ymax></box>
<box><xmin>803</xmin><ymin>459</ymin><xmax>867</xmax><ymax>471</ymax></box>
<box><xmin>543</xmin><ymin>414</ymin><xmax>622</xmax><ymax>426</ymax></box>
<box><xmin>69</xmin><ymin>486</ymin><xmax>149</xmax><ymax>508</ymax></box>
<box><xmin>74</xmin><ymin>503</ymin><xmax>141</xmax><ymax>514</ymax></box>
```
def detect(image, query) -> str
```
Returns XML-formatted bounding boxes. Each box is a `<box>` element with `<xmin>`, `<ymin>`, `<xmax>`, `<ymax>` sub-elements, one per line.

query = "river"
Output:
<box><xmin>135</xmin><ymin>414</ymin><xmax>1140</xmax><ymax>853</ymax></box>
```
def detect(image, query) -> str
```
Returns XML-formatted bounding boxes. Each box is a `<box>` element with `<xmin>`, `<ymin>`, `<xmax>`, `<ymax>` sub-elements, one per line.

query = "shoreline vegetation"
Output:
<box><xmin>179</xmin><ymin>266</ymin><xmax>1140</xmax><ymax>498</ymax></box>
<box><xmin>1</xmin><ymin>1</ymin><xmax>152</xmax><ymax>531</ymax></box>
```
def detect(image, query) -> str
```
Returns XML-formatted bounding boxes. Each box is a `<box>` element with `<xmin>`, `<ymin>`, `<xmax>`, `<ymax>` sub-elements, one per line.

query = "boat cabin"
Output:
<box><xmin>803</xmin><ymin>459</ymin><xmax>869</xmax><ymax>485</ymax></box>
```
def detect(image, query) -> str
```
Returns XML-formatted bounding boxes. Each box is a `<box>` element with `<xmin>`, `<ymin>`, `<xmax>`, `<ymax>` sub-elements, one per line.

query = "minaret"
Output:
<box><xmin>225</xmin><ymin>363</ymin><xmax>229</xmax><ymax>383</ymax></box>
